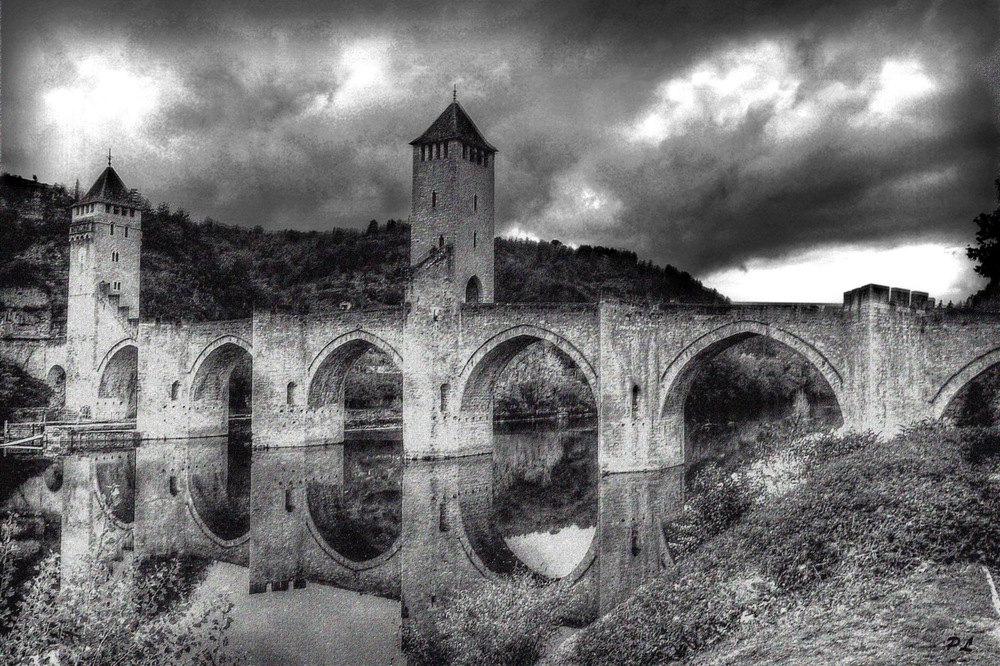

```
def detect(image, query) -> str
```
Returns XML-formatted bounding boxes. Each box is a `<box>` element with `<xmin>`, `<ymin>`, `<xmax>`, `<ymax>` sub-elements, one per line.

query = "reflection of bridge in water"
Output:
<box><xmin>45</xmin><ymin>425</ymin><xmax>680</xmax><ymax>632</ymax></box>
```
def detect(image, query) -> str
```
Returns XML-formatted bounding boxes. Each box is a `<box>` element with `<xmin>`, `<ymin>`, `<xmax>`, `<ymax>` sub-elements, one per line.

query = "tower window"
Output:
<box><xmin>463</xmin><ymin>144</ymin><xmax>468</xmax><ymax>159</ymax></box>
<box><xmin>444</xmin><ymin>142</ymin><xmax>448</xmax><ymax>158</ymax></box>
<box><xmin>170</xmin><ymin>381</ymin><xmax>180</xmax><ymax>401</ymax></box>
<box><xmin>286</xmin><ymin>382</ymin><xmax>297</xmax><ymax>406</ymax></box>
<box><xmin>125</xmin><ymin>227</ymin><xmax>129</xmax><ymax>238</ymax></box>
<box><xmin>421</xmin><ymin>145</ymin><xmax>426</xmax><ymax>161</ymax></box>
<box><xmin>432</xmin><ymin>191</ymin><xmax>437</xmax><ymax>208</ymax></box>
<box><xmin>440</xmin><ymin>383</ymin><xmax>448</xmax><ymax>413</ymax></box>
<box><xmin>631</xmin><ymin>384</ymin><xmax>640</xmax><ymax>419</ymax></box>
<box><xmin>484</xmin><ymin>154</ymin><xmax>489</xmax><ymax>167</ymax></box>
<box><xmin>112</xmin><ymin>251</ymin><xmax>119</xmax><ymax>262</ymax></box>
<box><xmin>130</xmin><ymin>209</ymin><xmax>135</xmax><ymax>218</ymax></box>
<box><xmin>110</xmin><ymin>223</ymin><xmax>114</xmax><ymax>235</ymax></box>
<box><xmin>473</xmin><ymin>231</ymin><xmax>477</xmax><ymax>248</ymax></box>
<box><xmin>439</xmin><ymin>235</ymin><xmax>444</xmax><ymax>248</ymax></box>
<box><xmin>474</xmin><ymin>195</ymin><xmax>477</xmax><ymax>212</ymax></box>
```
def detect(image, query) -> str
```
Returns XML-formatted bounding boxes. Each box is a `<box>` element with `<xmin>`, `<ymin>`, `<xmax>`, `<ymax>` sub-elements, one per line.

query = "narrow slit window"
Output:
<box><xmin>285</xmin><ymin>488</ymin><xmax>295</xmax><ymax>512</ymax></box>
<box><xmin>631</xmin><ymin>384</ymin><xmax>640</xmax><ymax>418</ymax></box>
<box><xmin>440</xmin><ymin>383</ymin><xmax>448</xmax><ymax>413</ymax></box>
<box><xmin>432</xmin><ymin>191</ymin><xmax>437</xmax><ymax>208</ymax></box>
<box><xmin>286</xmin><ymin>382</ymin><xmax>297</xmax><ymax>406</ymax></box>
<box><xmin>439</xmin><ymin>235</ymin><xmax>445</xmax><ymax>248</ymax></box>
<box><xmin>474</xmin><ymin>194</ymin><xmax>477</xmax><ymax>212</ymax></box>
<box><xmin>125</xmin><ymin>227</ymin><xmax>129</xmax><ymax>238</ymax></box>
<box><xmin>473</xmin><ymin>231</ymin><xmax>477</xmax><ymax>248</ymax></box>
<box><xmin>110</xmin><ymin>223</ymin><xmax>114</xmax><ymax>235</ymax></box>
<box><xmin>170</xmin><ymin>381</ymin><xmax>180</xmax><ymax>401</ymax></box>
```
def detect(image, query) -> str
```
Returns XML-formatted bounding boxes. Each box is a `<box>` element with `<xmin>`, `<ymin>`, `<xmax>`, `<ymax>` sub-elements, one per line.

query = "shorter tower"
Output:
<box><xmin>66</xmin><ymin>161</ymin><xmax>142</xmax><ymax>414</ymax></box>
<box><xmin>409</xmin><ymin>98</ymin><xmax>496</xmax><ymax>308</ymax></box>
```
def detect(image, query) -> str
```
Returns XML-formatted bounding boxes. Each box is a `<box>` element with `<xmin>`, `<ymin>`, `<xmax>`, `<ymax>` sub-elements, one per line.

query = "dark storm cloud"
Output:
<box><xmin>2</xmin><ymin>0</ymin><xmax>996</xmax><ymax>285</ymax></box>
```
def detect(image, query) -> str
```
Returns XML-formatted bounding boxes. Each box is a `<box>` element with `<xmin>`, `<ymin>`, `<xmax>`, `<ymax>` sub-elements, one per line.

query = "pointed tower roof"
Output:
<box><xmin>411</xmin><ymin>101</ymin><xmax>497</xmax><ymax>153</ymax></box>
<box><xmin>78</xmin><ymin>166</ymin><xmax>133</xmax><ymax>206</ymax></box>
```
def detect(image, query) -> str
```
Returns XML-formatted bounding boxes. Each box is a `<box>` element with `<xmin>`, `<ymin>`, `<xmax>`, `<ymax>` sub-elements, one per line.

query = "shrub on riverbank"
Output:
<box><xmin>568</xmin><ymin>423</ymin><xmax>1000</xmax><ymax>664</ymax></box>
<box><xmin>403</xmin><ymin>573</ymin><xmax>566</xmax><ymax>666</ymax></box>
<box><xmin>0</xmin><ymin>529</ymin><xmax>239</xmax><ymax>665</ymax></box>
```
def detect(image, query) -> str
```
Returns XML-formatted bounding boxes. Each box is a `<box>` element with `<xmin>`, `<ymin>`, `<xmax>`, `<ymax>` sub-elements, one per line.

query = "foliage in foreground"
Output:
<box><xmin>403</xmin><ymin>573</ymin><xmax>566</xmax><ymax>666</ymax></box>
<box><xmin>0</xmin><ymin>528</ymin><xmax>240</xmax><ymax>665</ymax></box>
<box><xmin>569</xmin><ymin>423</ymin><xmax>1000</xmax><ymax>665</ymax></box>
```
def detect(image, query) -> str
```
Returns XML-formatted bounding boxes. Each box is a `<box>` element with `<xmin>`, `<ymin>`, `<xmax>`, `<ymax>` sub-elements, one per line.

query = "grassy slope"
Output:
<box><xmin>563</xmin><ymin>424</ymin><xmax>1000</xmax><ymax>665</ymax></box>
<box><xmin>692</xmin><ymin>563</ymin><xmax>1000</xmax><ymax>665</ymax></box>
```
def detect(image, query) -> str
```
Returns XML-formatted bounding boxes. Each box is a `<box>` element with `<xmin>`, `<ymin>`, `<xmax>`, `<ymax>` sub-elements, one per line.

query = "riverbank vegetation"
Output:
<box><xmin>0</xmin><ymin>528</ymin><xmax>240</xmax><ymax>665</ymax></box>
<box><xmin>564</xmin><ymin>423</ymin><xmax>1000</xmax><ymax>664</ymax></box>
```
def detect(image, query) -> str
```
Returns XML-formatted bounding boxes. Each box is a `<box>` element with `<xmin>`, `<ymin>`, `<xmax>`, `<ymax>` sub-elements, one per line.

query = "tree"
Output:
<box><xmin>966</xmin><ymin>179</ymin><xmax>1000</xmax><ymax>281</ymax></box>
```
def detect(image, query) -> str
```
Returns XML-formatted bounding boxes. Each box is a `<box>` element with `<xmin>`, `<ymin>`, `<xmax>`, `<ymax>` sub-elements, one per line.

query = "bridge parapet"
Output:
<box><xmin>843</xmin><ymin>283</ymin><xmax>935</xmax><ymax>311</ymax></box>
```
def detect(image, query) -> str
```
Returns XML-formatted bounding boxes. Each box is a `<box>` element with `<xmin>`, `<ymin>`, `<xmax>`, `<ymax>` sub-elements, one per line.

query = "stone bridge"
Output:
<box><xmin>121</xmin><ymin>283</ymin><xmax>1000</xmax><ymax>474</ymax></box>
<box><xmin>8</xmin><ymin>98</ymin><xmax>1000</xmax><ymax>628</ymax></box>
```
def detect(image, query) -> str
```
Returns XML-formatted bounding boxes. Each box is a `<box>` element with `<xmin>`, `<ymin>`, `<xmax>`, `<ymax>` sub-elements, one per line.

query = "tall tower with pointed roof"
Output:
<box><xmin>65</xmin><ymin>162</ymin><xmax>142</xmax><ymax>415</ymax></box>
<box><xmin>409</xmin><ymin>99</ymin><xmax>496</xmax><ymax>308</ymax></box>
<box><xmin>69</xmin><ymin>163</ymin><xmax>142</xmax><ymax>316</ymax></box>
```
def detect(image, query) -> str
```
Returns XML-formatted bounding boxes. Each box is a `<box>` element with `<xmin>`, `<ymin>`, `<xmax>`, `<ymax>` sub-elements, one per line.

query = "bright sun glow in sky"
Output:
<box><xmin>703</xmin><ymin>243</ymin><xmax>985</xmax><ymax>304</ymax></box>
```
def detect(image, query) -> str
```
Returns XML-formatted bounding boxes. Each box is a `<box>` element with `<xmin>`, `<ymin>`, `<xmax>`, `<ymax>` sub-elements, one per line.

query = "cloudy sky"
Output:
<box><xmin>2</xmin><ymin>0</ymin><xmax>997</xmax><ymax>303</ymax></box>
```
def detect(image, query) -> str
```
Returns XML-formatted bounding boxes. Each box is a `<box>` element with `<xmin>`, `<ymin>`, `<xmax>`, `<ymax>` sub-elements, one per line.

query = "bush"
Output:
<box><xmin>570</xmin><ymin>424</ymin><xmax>1000</xmax><ymax>665</ymax></box>
<box><xmin>404</xmin><ymin>573</ymin><xmax>566</xmax><ymax>666</ymax></box>
<box><xmin>0</xmin><ymin>533</ymin><xmax>241</xmax><ymax>665</ymax></box>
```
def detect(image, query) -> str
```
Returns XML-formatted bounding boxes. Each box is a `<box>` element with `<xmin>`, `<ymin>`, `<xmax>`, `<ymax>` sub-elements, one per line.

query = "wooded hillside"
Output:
<box><xmin>0</xmin><ymin>177</ymin><xmax>726</xmax><ymax>322</ymax></box>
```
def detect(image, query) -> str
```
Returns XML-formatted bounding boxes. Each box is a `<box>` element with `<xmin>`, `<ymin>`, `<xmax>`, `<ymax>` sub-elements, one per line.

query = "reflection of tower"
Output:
<box><xmin>66</xmin><ymin>158</ymin><xmax>142</xmax><ymax>413</ymax></box>
<box><xmin>408</xmin><ymin>95</ymin><xmax>496</xmax><ymax>309</ymax></box>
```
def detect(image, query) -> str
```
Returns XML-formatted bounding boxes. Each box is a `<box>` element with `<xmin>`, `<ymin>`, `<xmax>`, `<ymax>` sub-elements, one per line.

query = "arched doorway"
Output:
<box><xmin>466</xmin><ymin>275</ymin><xmax>482</xmax><ymax>304</ymax></box>
<box><xmin>456</xmin><ymin>327</ymin><xmax>599</xmax><ymax>581</ymax></box>
<box><xmin>98</xmin><ymin>345</ymin><xmax>138</xmax><ymax>420</ymax></box>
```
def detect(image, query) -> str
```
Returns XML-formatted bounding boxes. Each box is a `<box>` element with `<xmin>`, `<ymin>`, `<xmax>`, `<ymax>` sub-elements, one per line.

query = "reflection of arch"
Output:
<box><xmin>98</xmin><ymin>343</ymin><xmax>138</xmax><ymax>419</ymax></box>
<box><xmin>658</xmin><ymin>322</ymin><xmax>845</xmax><ymax>462</ymax></box>
<box><xmin>451</xmin><ymin>455</ymin><xmax>597</xmax><ymax>585</ymax></box>
<box><xmin>466</xmin><ymin>275</ymin><xmax>482</xmax><ymax>304</ymax></box>
<box><xmin>185</xmin><ymin>438</ymin><xmax>251</xmax><ymax>547</ymax></box>
<box><xmin>457</xmin><ymin>326</ymin><xmax>599</xmax><ymax>413</ymax></box>
<box><xmin>47</xmin><ymin>365</ymin><xmax>66</xmax><ymax>407</ymax></box>
<box><xmin>304</xmin><ymin>487</ymin><xmax>403</xmax><ymax>572</ymax></box>
<box><xmin>931</xmin><ymin>348</ymin><xmax>1000</xmax><ymax>419</ymax></box>
<box><xmin>189</xmin><ymin>336</ymin><xmax>252</xmax><ymax>403</ymax></box>
<box><xmin>307</xmin><ymin>331</ymin><xmax>403</xmax><ymax>408</ymax></box>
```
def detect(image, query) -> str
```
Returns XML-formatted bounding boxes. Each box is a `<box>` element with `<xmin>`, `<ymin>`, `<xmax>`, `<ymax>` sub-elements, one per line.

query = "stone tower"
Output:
<box><xmin>409</xmin><ymin>98</ymin><xmax>496</xmax><ymax>309</ymax></box>
<box><xmin>65</xmin><ymin>161</ymin><xmax>142</xmax><ymax>415</ymax></box>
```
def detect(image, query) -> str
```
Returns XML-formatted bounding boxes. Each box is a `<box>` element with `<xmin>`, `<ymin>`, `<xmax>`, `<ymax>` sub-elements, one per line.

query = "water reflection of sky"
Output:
<box><xmin>195</xmin><ymin>562</ymin><xmax>404</xmax><ymax>665</ymax></box>
<box><xmin>504</xmin><ymin>525</ymin><xmax>596</xmax><ymax>579</ymax></box>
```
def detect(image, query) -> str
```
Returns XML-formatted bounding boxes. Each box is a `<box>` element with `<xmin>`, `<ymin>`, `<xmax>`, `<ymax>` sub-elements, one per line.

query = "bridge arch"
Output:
<box><xmin>456</xmin><ymin>325</ymin><xmax>598</xmax><ymax>414</ymax></box>
<box><xmin>189</xmin><ymin>336</ymin><xmax>253</xmax><ymax>403</ymax></box>
<box><xmin>98</xmin><ymin>340</ymin><xmax>139</xmax><ymax>419</ymax></box>
<box><xmin>453</xmin><ymin>326</ymin><xmax>599</xmax><ymax>583</ymax></box>
<box><xmin>307</xmin><ymin>330</ymin><xmax>403</xmax><ymax>409</ymax></box>
<box><xmin>931</xmin><ymin>348</ymin><xmax>1000</xmax><ymax>419</ymax></box>
<box><xmin>658</xmin><ymin>321</ymin><xmax>845</xmax><ymax>462</ymax></box>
